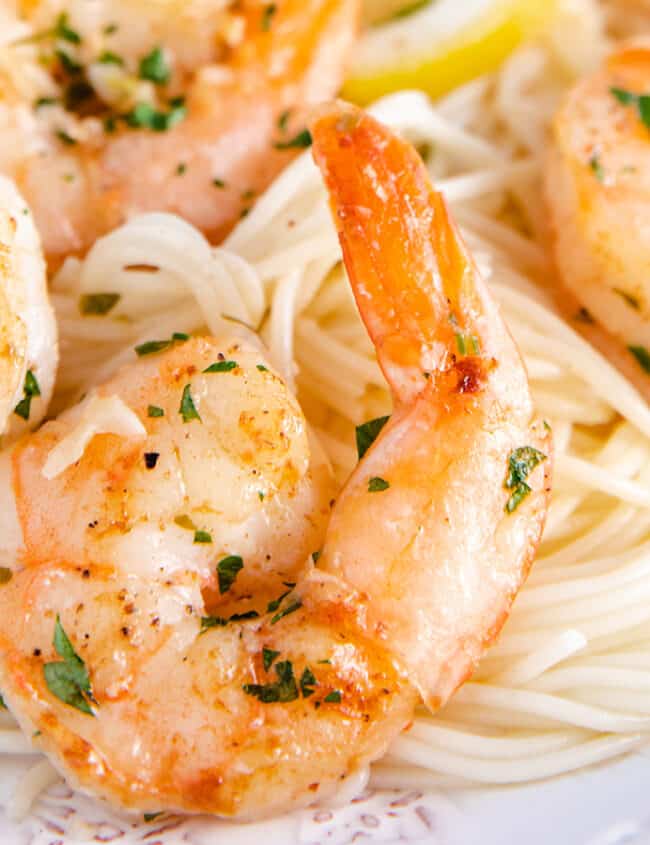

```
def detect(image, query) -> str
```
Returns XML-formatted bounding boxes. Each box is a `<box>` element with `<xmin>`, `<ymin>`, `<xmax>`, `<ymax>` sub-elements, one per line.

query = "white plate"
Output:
<box><xmin>2</xmin><ymin>751</ymin><xmax>650</xmax><ymax>845</ymax></box>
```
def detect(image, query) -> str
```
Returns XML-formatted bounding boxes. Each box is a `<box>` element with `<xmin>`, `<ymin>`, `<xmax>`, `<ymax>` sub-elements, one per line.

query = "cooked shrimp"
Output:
<box><xmin>546</xmin><ymin>40</ymin><xmax>650</xmax><ymax>392</ymax></box>
<box><xmin>0</xmin><ymin>175</ymin><xmax>57</xmax><ymax>443</ymax></box>
<box><xmin>0</xmin><ymin>104</ymin><xmax>550</xmax><ymax>818</ymax></box>
<box><xmin>0</xmin><ymin>0</ymin><xmax>359</xmax><ymax>263</ymax></box>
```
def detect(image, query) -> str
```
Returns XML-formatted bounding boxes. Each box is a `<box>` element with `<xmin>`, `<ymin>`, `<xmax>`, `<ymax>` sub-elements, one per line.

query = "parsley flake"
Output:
<box><xmin>613</xmin><ymin>288</ymin><xmax>641</xmax><ymax>309</ymax></box>
<box><xmin>144</xmin><ymin>812</ymin><xmax>163</xmax><ymax>822</ymax></box>
<box><xmin>455</xmin><ymin>333</ymin><xmax>481</xmax><ymax>356</ymax></box>
<box><xmin>0</xmin><ymin>694</ymin><xmax>5</xmax><ymax>709</ymax></box>
<box><xmin>212</xmin><ymin>178</ymin><xmax>226</xmax><ymax>188</ymax></box>
<box><xmin>79</xmin><ymin>292</ymin><xmax>120</xmax><ymax>315</ymax></box>
<box><xmin>274</xmin><ymin>129</ymin><xmax>312</xmax><ymax>150</ymax></box>
<box><xmin>43</xmin><ymin>615</ymin><xmax>94</xmax><ymax>715</ymax></box>
<box><xmin>368</xmin><ymin>476</ymin><xmax>389</xmax><ymax>493</ymax></box>
<box><xmin>125</xmin><ymin>97</ymin><xmax>186</xmax><ymax>132</ymax></box>
<box><xmin>147</xmin><ymin>405</ymin><xmax>164</xmax><ymax>418</ymax></box>
<box><xmin>139</xmin><ymin>46</ymin><xmax>171</xmax><ymax>84</ymax></box>
<box><xmin>98</xmin><ymin>50</ymin><xmax>123</xmax><ymax>65</ymax></box>
<box><xmin>14</xmin><ymin>370</ymin><xmax>40</xmax><ymax>421</ymax></box>
<box><xmin>204</xmin><ymin>360</ymin><xmax>237</xmax><ymax>373</ymax></box>
<box><xmin>55</xmin><ymin>13</ymin><xmax>81</xmax><ymax>44</ymax></box>
<box><xmin>217</xmin><ymin>555</ymin><xmax>243</xmax><ymax>594</ymax></box>
<box><xmin>504</xmin><ymin>446</ymin><xmax>547</xmax><ymax>513</ymax></box>
<box><xmin>589</xmin><ymin>154</ymin><xmax>605</xmax><ymax>182</ymax></box>
<box><xmin>194</xmin><ymin>530</ymin><xmax>212</xmax><ymax>544</ymax></box>
<box><xmin>324</xmin><ymin>690</ymin><xmax>342</xmax><ymax>703</ymax></box>
<box><xmin>243</xmin><ymin>660</ymin><xmax>298</xmax><ymax>703</ymax></box>
<box><xmin>56</xmin><ymin>129</ymin><xmax>77</xmax><ymax>146</ymax></box>
<box><xmin>179</xmin><ymin>385</ymin><xmax>201</xmax><ymax>422</ymax></box>
<box><xmin>271</xmin><ymin>599</ymin><xmax>302</xmax><ymax>625</ymax></box>
<box><xmin>262</xmin><ymin>647</ymin><xmax>280</xmax><ymax>671</ymax></box>
<box><xmin>610</xmin><ymin>87</ymin><xmax>650</xmax><ymax>129</ymax></box>
<box><xmin>261</xmin><ymin>4</ymin><xmax>277</xmax><ymax>30</ymax></box>
<box><xmin>256</xmin><ymin>364</ymin><xmax>268</xmax><ymax>372</ymax></box>
<box><xmin>300</xmin><ymin>666</ymin><xmax>317</xmax><ymax>698</ymax></box>
<box><xmin>356</xmin><ymin>416</ymin><xmax>389</xmax><ymax>460</ymax></box>
<box><xmin>629</xmin><ymin>345</ymin><xmax>650</xmax><ymax>374</ymax></box>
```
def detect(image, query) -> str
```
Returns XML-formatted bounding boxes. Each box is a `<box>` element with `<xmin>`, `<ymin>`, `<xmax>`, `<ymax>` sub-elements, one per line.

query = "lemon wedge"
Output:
<box><xmin>344</xmin><ymin>0</ymin><xmax>558</xmax><ymax>105</ymax></box>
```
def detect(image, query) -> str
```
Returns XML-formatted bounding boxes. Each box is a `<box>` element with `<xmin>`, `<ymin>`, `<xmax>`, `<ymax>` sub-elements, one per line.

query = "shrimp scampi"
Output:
<box><xmin>546</xmin><ymin>39</ymin><xmax>650</xmax><ymax>397</ymax></box>
<box><xmin>0</xmin><ymin>0</ymin><xmax>359</xmax><ymax>262</ymax></box>
<box><xmin>0</xmin><ymin>104</ymin><xmax>551</xmax><ymax>818</ymax></box>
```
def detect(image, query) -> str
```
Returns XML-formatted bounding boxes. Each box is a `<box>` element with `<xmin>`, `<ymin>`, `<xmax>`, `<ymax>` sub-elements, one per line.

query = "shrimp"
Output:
<box><xmin>0</xmin><ymin>0</ymin><xmax>359</xmax><ymax>263</ymax></box>
<box><xmin>545</xmin><ymin>40</ymin><xmax>650</xmax><ymax>393</ymax></box>
<box><xmin>0</xmin><ymin>175</ymin><xmax>57</xmax><ymax>443</ymax></box>
<box><xmin>0</xmin><ymin>103</ymin><xmax>551</xmax><ymax>818</ymax></box>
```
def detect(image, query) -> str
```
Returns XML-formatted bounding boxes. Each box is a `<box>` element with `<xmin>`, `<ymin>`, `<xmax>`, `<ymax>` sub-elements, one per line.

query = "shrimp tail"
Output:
<box><xmin>311</xmin><ymin>102</ymin><xmax>552</xmax><ymax>711</ymax></box>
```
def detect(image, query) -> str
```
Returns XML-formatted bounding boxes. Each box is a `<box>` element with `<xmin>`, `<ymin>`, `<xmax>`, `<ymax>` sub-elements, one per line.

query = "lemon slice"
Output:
<box><xmin>344</xmin><ymin>0</ymin><xmax>557</xmax><ymax>105</ymax></box>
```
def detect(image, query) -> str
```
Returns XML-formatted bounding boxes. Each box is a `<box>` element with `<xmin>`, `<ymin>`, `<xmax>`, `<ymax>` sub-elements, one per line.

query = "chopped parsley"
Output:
<box><xmin>263</xmin><ymin>647</ymin><xmax>280</xmax><ymax>671</ymax></box>
<box><xmin>212</xmin><ymin>178</ymin><xmax>226</xmax><ymax>189</ymax></box>
<box><xmin>43</xmin><ymin>615</ymin><xmax>95</xmax><ymax>715</ymax></box>
<box><xmin>79</xmin><ymin>292</ymin><xmax>120</xmax><ymax>315</ymax></box>
<box><xmin>144</xmin><ymin>452</ymin><xmax>159</xmax><ymax>469</ymax></box>
<box><xmin>0</xmin><ymin>567</ymin><xmax>12</xmax><ymax>584</ymax></box>
<box><xmin>610</xmin><ymin>87</ymin><xmax>650</xmax><ymax>129</ymax></box>
<box><xmin>14</xmin><ymin>370</ymin><xmax>41</xmax><ymax>421</ymax></box>
<box><xmin>35</xmin><ymin>96</ymin><xmax>57</xmax><ymax>108</ymax></box>
<box><xmin>125</xmin><ymin>97</ymin><xmax>186</xmax><ymax>132</ymax></box>
<box><xmin>103</xmin><ymin>23</ymin><xmax>119</xmax><ymax>35</ymax></box>
<box><xmin>613</xmin><ymin>288</ymin><xmax>641</xmax><ymax>309</ymax></box>
<box><xmin>300</xmin><ymin>667</ymin><xmax>317</xmax><ymax>698</ymax></box>
<box><xmin>589</xmin><ymin>154</ymin><xmax>604</xmax><ymax>182</ymax></box>
<box><xmin>355</xmin><ymin>416</ymin><xmax>389</xmax><ymax>460</ymax></box>
<box><xmin>217</xmin><ymin>555</ymin><xmax>243</xmax><ymax>594</ymax></box>
<box><xmin>55</xmin><ymin>48</ymin><xmax>81</xmax><ymax>74</ymax></box>
<box><xmin>277</xmin><ymin>109</ymin><xmax>291</xmax><ymax>132</ymax></box>
<box><xmin>312</xmin><ymin>550</ymin><xmax>322</xmax><ymax>563</ymax></box>
<box><xmin>261</xmin><ymin>4</ymin><xmax>277</xmax><ymax>30</ymax></box>
<box><xmin>194</xmin><ymin>530</ymin><xmax>212</xmax><ymax>544</ymax></box>
<box><xmin>54</xmin><ymin>13</ymin><xmax>81</xmax><ymax>44</ymax></box>
<box><xmin>274</xmin><ymin>129</ymin><xmax>312</xmax><ymax>150</ymax></box>
<box><xmin>368</xmin><ymin>476</ymin><xmax>390</xmax><ymax>493</ymax></box>
<box><xmin>56</xmin><ymin>128</ymin><xmax>77</xmax><ymax>146</ymax></box>
<box><xmin>0</xmin><ymin>694</ymin><xmax>5</xmax><ymax>709</ymax></box>
<box><xmin>629</xmin><ymin>345</ymin><xmax>650</xmax><ymax>374</ymax></box>
<box><xmin>200</xmin><ymin>610</ymin><xmax>260</xmax><ymax>631</ymax></box>
<box><xmin>256</xmin><ymin>364</ymin><xmax>268</xmax><ymax>372</ymax></box>
<box><xmin>204</xmin><ymin>360</ymin><xmax>237</xmax><ymax>373</ymax></box>
<box><xmin>271</xmin><ymin>599</ymin><xmax>302</xmax><ymax>625</ymax></box>
<box><xmin>504</xmin><ymin>446</ymin><xmax>547</xmax><ymax>513</ymax></box>
<box><xmin>324</xmin><ymin>690</ymin><xmax>342</xmax><ymax>703</ymax></box>
<box><xmin>98</xmin><ymin>50</ymin><xmax>123</xmax><ymax>65</ymax></box>
<box><xmin>455</xmin><ymin>333</ymin><xmax>481</xmax><ymax>356</ymax></box>
<box><xmin>243</xmin><ymin>660</ymin><xmax>298</xmax><ymax>703</ymax></box>
<box><xmin>176</xmin><ymin>162</ymin><xmax>186</xmax><ymax>176</ymax></box>
<box><xmin>147</xmin><ymin>405</ymin><xmax>164</xmax><ymax>418</ymax></box>
<box><xmin>135</xmin><ymin>332</ymin><xmax>189</xmax><ymax>356</ymax></box>
<box><xmin>179</xmin><ymin>385</ymin><xmax>201</xmax><ymax>422</ymax></box>
<box><xmin>144</xmin><ymin>812</ymin><xmax>163</xmax><ymax>823</ymax></box>
<box><xmin>267</xmin><ymin>583</ymin><xmax>296</xmax><ymax>614</ymax></box>
<box><xmin>139</xmin><ymin>46</ymin><xmax>171</xmax><ymax>85</ymax></box>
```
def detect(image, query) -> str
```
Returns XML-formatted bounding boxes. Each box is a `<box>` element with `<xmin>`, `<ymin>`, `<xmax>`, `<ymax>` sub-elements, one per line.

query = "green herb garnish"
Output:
<box><xmin>43</xmin><ymin>615</ymin><xmax>94</xmax><ymax>715</ymax></box>
<box><xmin>147</xmin><ymin>405</ymin><xmax>164</xmax><ymax>418</ymax></box>
<box><xmin>277</xmin><ymin>109</ymin><xmax>291</xmax><ymax>132</ymax></box>
<box><xmin>355</xmin><ymin>416</ymin><xmax>389</xmax><ymax>460</ymax></box>
<box><xmin>300</xmin><ymin>667</ymin><xmax>317</xmax><ymax>698</ymax></box>
<box><xmin>629</xmin><ymin>345</ymin><xmax>650</xmax><ymax>374</ymax></box>
<box><xmin>56</xmin><ymin>128</ymin><xmax>77</xmax><ymax>146</ymax></box>
<box><xmin>589</xmin><ymin>154</ymin><xmax>605</xmax><ymax>182</ymax></box>
<box><xmin>243</xmin><ymin>660</ymin><xmax>298</xmax><ymax>703</ymax></box>
<box><xmin>455</xmin><ymin>333</ymin><xmax>481</xmax><ymax>356</ymax></box>
<box><xmin>611</xmin><ymin>87</ymin><xmax>650</xmax><ymax>129</ymax></box>
<box><xmin>274</xmin><ymin>129</ymin><xmax>312</xmax><ymax>150</ymax></box>
<box><xmin>79</xmin><ymin>292</ymin><xmax>120</xmax><ymax>315</ymax></box>
<box><xmin>261</xmin><ymin>4</ymin><xmax>277</xmax><ymax>30</ymax></box>
<box><xmin>271</xmin><ymin>599</ymin><xmax>302</xmax><ymax>625</ymax></box>
<box><xmin>194</xmin><ymin>530</ymin><xmax>212</xmax><ymax>544</ymax></box>
<box><xmin>125</xmin><ymin>97</ymin><xmax>186</xmax><ymax>132</ymax></box>
<box><xmin>504</xmin><ymin>446</ymin><xmax>547</xmax><ymax>513</ymax></box>
<box><xmin>139</xmin><ymin>46</ymin><xmax>171</xmax><ymax>84</ymax></box>
<box><xmin>14</xmin><ymin>370</ymin><xmax>41</xmax><ymax>421</ymax></box>
<box><xmin>144</xmin><ymin>812</ymin><xmax>163</xmax><ymax>822</ymax></box>
<box><xmin>204</xmin><ymin>360</ymin><xmax>237</xmax><ymax>373</ymax></box>
<box><xmin>263</xmin><ymin>647</ymin><xmax>280</xmax><ymax>671</ymax></box>
<box><xmin>55</xmin><ymin>13</ymin><xmax>81</xmax><ymax>44</ymax></box>
<box><xmin>179</xmin><ymin>385</ymin><xmax>200</xmax><ymax>423</ymax></box>
<box><xmin>217</xmin><ymin>555</ymin><xmax>243</xmax><ymax>594</ymax></box>
<box><xmin>256</xmin><ymin>364</ymin><xmax>268</xmax><ymax>372</ymax></box>
<box><xmin>368</xmin><ymin>476</ymin><xmax>389</xmax><ymax>493</ymax></box>
<box><xmin>212</xmin><ymin>178</ymin><xmax>226</xmax><ymax>189</ymax></box>
<box><xmin>324</xmin><ymin>690</ymin><xmax>342</xmax><ymax>703</ymax></box>
<box><xmin>98</xmin><ymin>50</ymin><xmax>123</xmax><ymax>65</ymax></box>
